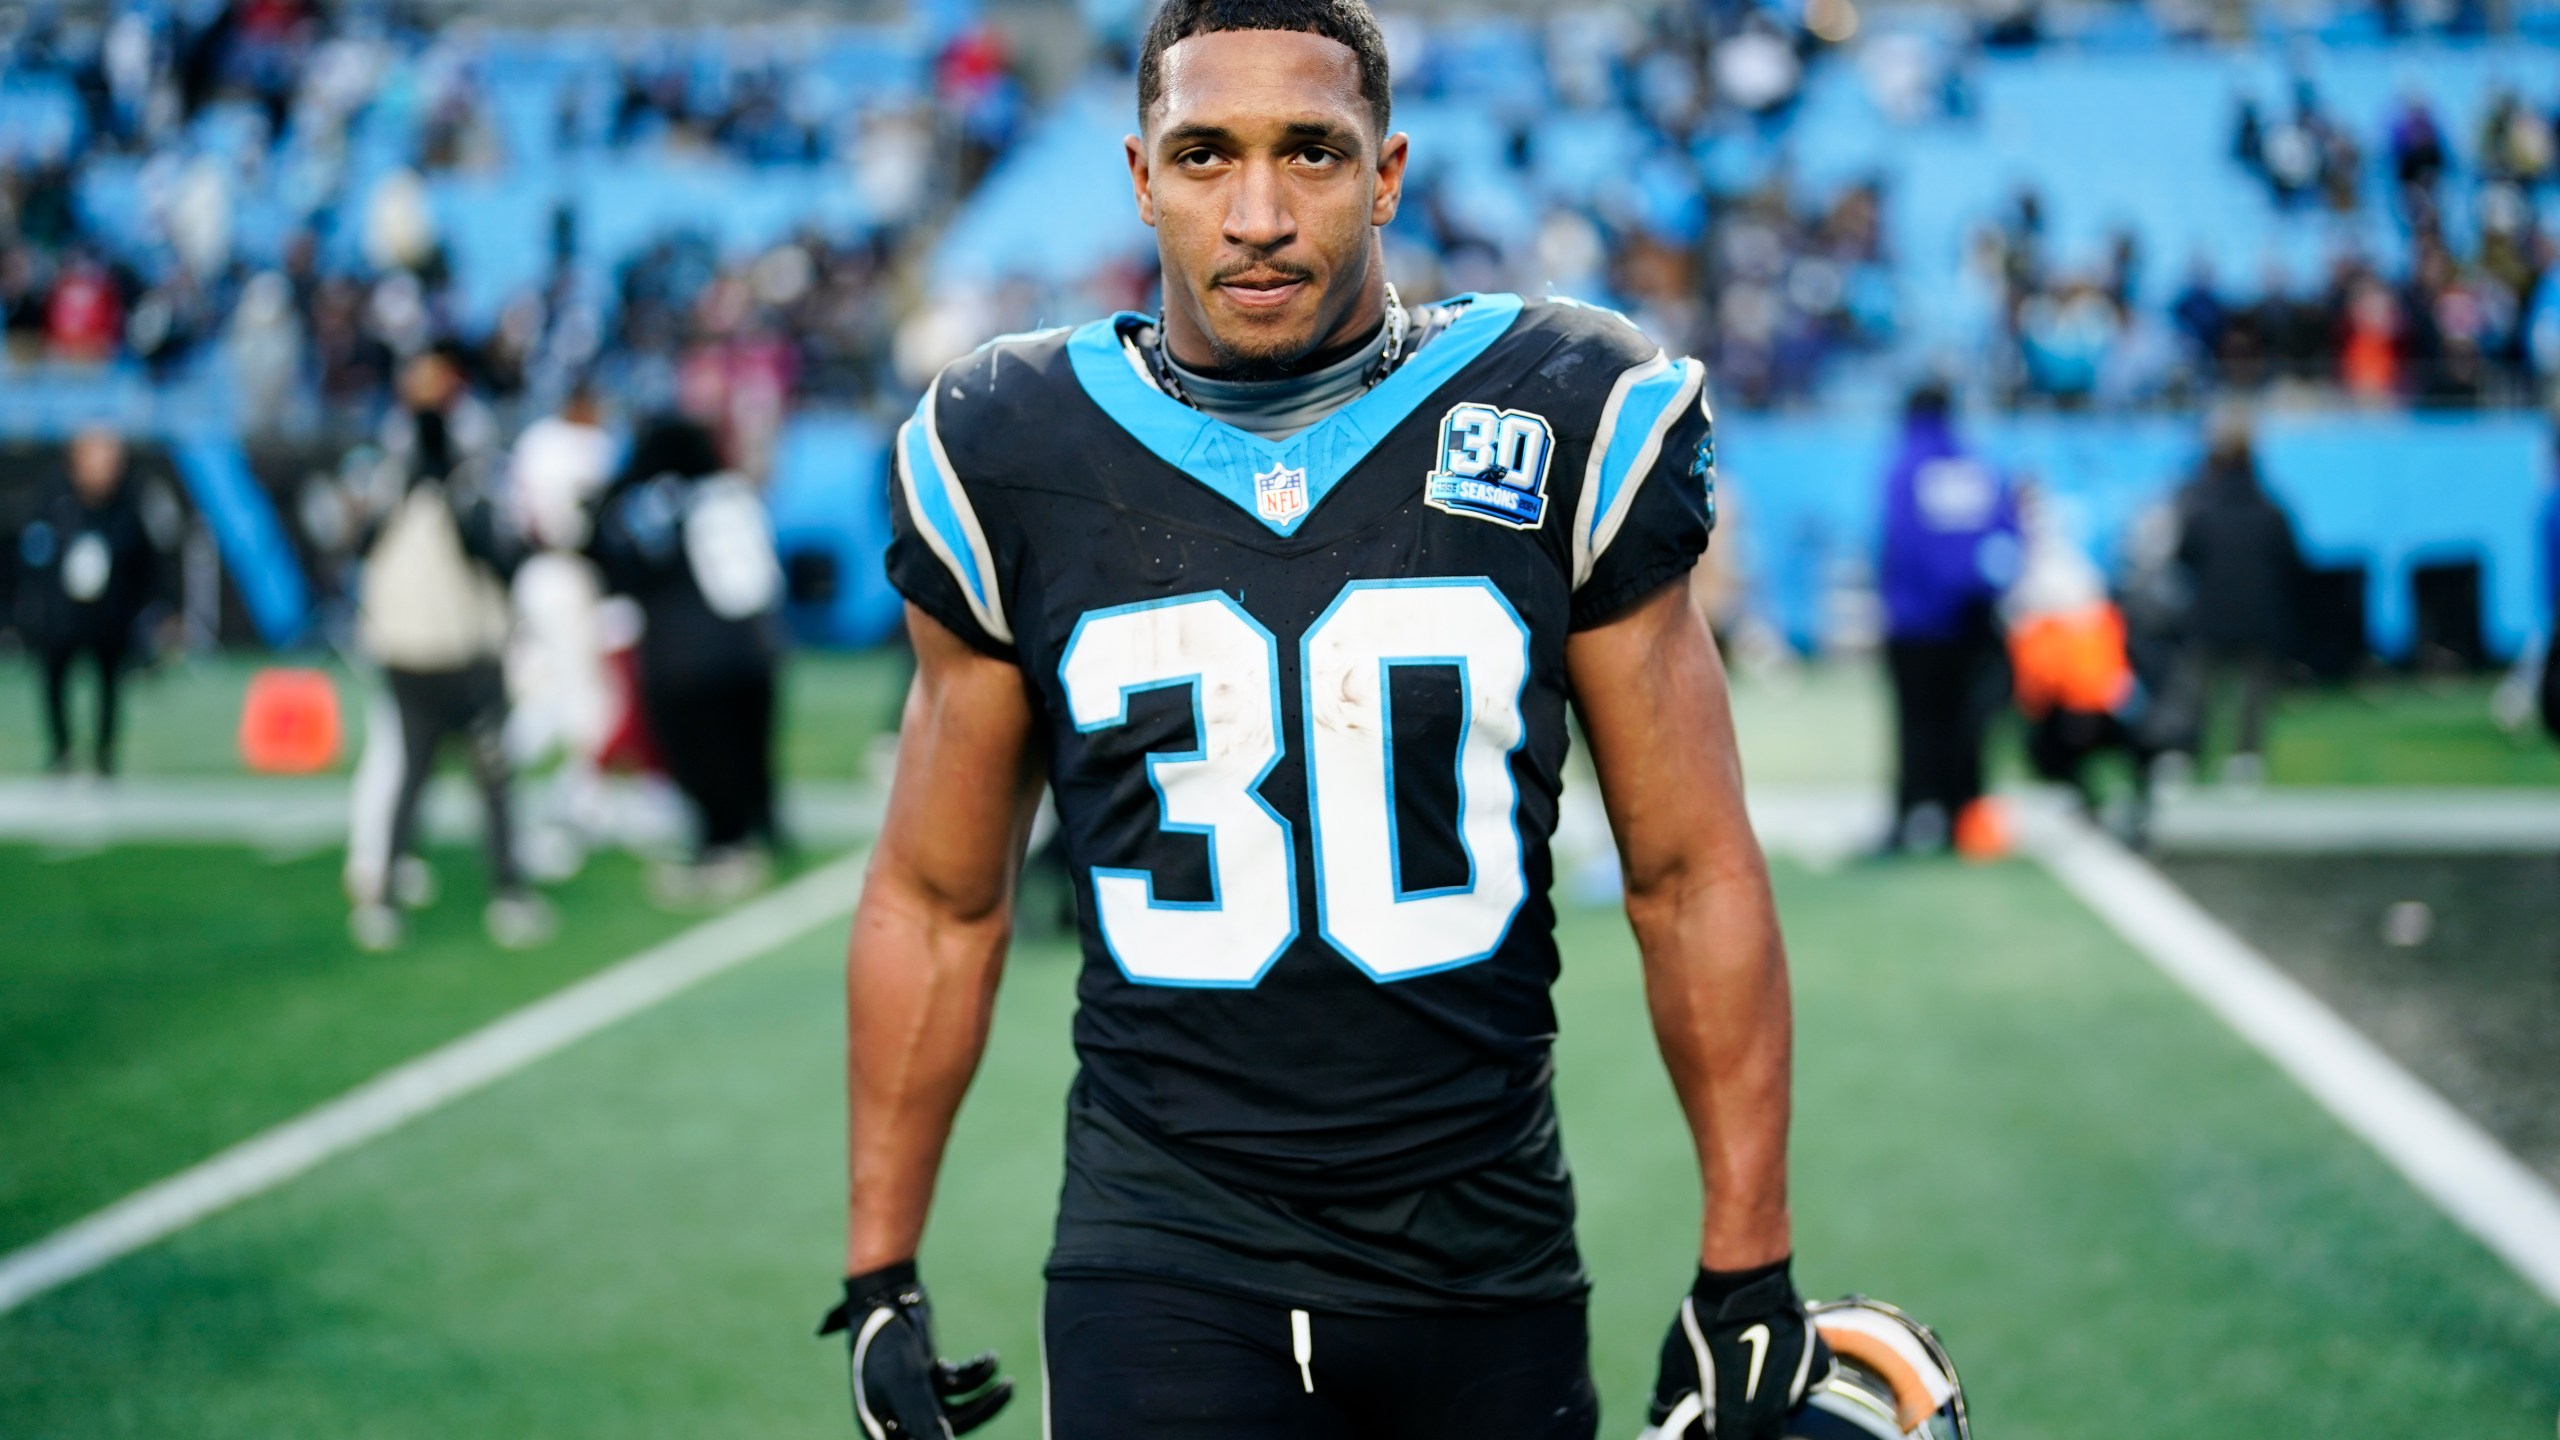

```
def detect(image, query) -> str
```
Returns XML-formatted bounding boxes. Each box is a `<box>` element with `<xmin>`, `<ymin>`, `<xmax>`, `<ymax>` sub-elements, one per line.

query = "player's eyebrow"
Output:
<box><xmin>1159</xmin><ymin>121</ymin><xmax>1239</xmax><ymax>150</ymax></box>
<box><xmin>1159</xmin><ymin>118</ymin><xmax>1362</xmax><ymax>152</ymax></box>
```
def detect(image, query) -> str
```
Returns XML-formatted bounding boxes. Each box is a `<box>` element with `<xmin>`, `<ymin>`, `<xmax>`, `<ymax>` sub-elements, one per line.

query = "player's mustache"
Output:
<box><xmin>1210</xmin><ymin>261</ymin><xmax>1316</xmax><ymax>288</ymax></box>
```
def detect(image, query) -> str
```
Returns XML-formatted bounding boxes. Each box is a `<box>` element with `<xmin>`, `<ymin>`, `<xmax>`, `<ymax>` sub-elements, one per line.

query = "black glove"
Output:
<box><xmin>1646</xmin><ymin>1258</ymin><xmax>1833</xmax><ymax>1440</ymax></box>
<box><xmin>817</xmin><ymin>1261</ymin><xmax>1012</xmax><ymax>1438</ymax></box>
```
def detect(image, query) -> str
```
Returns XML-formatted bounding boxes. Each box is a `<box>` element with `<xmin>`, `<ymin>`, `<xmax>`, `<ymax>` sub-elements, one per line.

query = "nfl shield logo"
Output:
<box><xmin>1254</xmin><ymin>462</ymin><xmax>1308</xmax><ymax>525</ymax></box>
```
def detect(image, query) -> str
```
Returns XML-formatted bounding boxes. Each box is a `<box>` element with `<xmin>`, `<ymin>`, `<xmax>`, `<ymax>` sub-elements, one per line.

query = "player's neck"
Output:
<box><xmin>1161</xmin><ymin>262</ymin><xmax>1392</xmax><ymax>382</ymax></box>
<box><xmin>1171</xmin><ymin>311</ymin><xmax>1387</xmax><ymax>385</ymax></box>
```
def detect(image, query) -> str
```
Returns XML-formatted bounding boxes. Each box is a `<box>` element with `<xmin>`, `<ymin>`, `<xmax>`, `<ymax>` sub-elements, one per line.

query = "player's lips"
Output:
<box><xmin>1215</xmin><ymin>273</ymin><xmax>1309</xmax><ymax>310</ymax></box>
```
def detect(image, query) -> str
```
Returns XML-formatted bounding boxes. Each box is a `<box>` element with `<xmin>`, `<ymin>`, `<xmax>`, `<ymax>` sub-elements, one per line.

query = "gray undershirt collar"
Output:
<box><xmin>1161</xmin><ymin>324</ymin><xmax>1393</xmax><ymax>442</ymax></box>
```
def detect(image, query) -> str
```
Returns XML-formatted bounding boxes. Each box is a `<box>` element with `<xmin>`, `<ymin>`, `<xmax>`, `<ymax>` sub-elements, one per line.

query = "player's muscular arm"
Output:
<box><xmin>1568</xmin><ymin>580</ymin><xmax>1792</xmax><ymax>1272</ymax></box>
<box><xmin>845</xmin><ymin>604</ymin><xmax>1046</xmax><ymax>1274</ymax></box>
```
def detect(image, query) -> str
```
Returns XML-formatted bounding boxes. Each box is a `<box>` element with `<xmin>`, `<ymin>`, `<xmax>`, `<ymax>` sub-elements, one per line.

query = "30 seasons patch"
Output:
<box><xmin>1424</xmin><ymin>402</ymin><xmax>1555</xmax><ymax>530</ymax></box>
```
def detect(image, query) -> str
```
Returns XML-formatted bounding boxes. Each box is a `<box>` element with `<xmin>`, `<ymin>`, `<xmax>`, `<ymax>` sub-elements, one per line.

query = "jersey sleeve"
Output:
<box><xmin>1568</xmin><ymin>352</ymin><xmax>1715</xmax><ymax>630</ymax></box>
<box><xmin>884</xmin><ymin>375</ymin><xmax>1018</xmax><ymax>660</ymax></box>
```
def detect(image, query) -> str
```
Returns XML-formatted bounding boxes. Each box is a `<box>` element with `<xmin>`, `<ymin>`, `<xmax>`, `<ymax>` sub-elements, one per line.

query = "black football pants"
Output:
<box><xmin>39</xmin><ymin>636</ymin><xmax>126</xmax><ymax>772</ymax></box>
<box><xmin>641</xmin><ymin>668</ymin><xmax>778</xmax><ymax>856</ymax></box>
<box><xmin>1043</xmin><ymin>1276</ymin><xmax>1598</xmax><ymax>1440</ymax></box>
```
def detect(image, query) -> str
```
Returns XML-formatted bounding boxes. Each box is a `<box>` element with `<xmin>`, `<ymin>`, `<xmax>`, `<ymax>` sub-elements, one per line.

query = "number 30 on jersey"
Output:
<box><xmin>1058</xmin><ymin>580</ymin><xmax>1530</xmax><ymax>989</ymax></box>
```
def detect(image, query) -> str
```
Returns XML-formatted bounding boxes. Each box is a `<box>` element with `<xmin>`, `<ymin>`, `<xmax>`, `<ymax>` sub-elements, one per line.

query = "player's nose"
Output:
<box><xmin>1222</xmin><ymin>157</ymin><xmax>1297</xmax><ymax>251</ymax></box>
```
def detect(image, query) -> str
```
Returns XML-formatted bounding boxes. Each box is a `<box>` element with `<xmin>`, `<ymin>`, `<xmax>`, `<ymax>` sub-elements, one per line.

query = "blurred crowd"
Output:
<box><xmin>1960</xmin><ymin>72</ymin><xmax>2560</xmax><ymax>413</ymax></box>
<box><xmin>14</xmin><ymin>0</ymin><xmax>2558</xmax><ymax>434</ymax></box>
<box><xmin>0</xmin><ymin>1</ymin><xmax>1027</xmax><ymax>446</ymax></box>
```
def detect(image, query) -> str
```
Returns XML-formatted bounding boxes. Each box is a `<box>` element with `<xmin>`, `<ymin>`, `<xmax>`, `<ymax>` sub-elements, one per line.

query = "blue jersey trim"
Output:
<box><xmin>1585</xmin><ymin>357</ymin><xmax>1692</xmax><ymax>555</ymax></box>
<box><xmin>900</xmin><ymin>405</ymin><xmax>992</xmax><ymax>617</ymax></box>
<box><xmin>1063</xmin><ymin>293</ymin><xmax>1527</xmax><ymax>537</ymax></box>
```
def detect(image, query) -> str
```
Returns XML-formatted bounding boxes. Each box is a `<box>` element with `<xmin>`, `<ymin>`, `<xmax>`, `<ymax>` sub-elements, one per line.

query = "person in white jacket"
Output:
<box><xmin>344</xmin><ymin>350</ymin><xmax>553</xmax><ymax>951</ymax></box>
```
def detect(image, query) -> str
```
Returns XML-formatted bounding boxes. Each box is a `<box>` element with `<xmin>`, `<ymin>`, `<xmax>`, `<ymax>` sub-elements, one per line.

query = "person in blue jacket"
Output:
<box><xmin>2540</xmin><ymin>467</ymin><xmax>2559</xmax><ymax>742</ymax></box>
<box><xmin>1877</xmin><ymin>381</ymin><xmax>2019</xmax><ymax>851</ymax></box>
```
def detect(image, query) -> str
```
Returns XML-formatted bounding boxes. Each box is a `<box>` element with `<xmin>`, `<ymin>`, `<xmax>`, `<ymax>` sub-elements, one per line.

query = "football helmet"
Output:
<box><xmin>1787</xmin><ymin>1297</ymin><xmax>1970</xmax><ymax>1440</ymax></box>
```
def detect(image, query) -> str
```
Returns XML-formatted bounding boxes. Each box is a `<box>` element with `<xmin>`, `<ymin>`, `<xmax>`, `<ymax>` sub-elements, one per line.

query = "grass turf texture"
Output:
<box><xmin>5</xmin><ymin>859</ymin><xmax>2555</xmax><ymax>1436</ymax></box>
<box><xmin>0</xmin><ymin>843</ymin><xmax>728</xmax><ymax>1250</ymax></box>
<box><xmin>4</xmin><ymin>649</ymin><xmax>2552</xmax><ymax>787</ymax></box>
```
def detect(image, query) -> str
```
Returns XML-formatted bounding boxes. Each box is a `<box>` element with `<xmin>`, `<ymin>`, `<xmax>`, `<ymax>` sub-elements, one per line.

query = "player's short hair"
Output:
<box><xmin>1136</xmin><ymin>0</ymin><xmax>1392</xmax><ymax>140</ymax></box>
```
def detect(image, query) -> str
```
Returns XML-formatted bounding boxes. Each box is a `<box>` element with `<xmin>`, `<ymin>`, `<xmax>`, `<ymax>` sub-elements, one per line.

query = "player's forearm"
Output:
<box><xmin>843</xmin><ymin>878</ymin><xmax>1011</xmax><ymax>1274</ymax></box>
<box><xmin>1627</xmin><ymin>855</ymin><xmax>1795</xmax><ymax>1271</ymax></box>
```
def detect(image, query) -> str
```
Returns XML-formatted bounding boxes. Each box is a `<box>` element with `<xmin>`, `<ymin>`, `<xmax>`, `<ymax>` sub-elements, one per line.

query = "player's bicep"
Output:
<box><xmin>869</xmin><ymin>603</ymin><xmax>1044</xmax><ymax>926</ymax></box>
<box><xmin>1566</xmin><ymin>580</ymin><xmax>1761</xmax><ymax>899</ymax></box>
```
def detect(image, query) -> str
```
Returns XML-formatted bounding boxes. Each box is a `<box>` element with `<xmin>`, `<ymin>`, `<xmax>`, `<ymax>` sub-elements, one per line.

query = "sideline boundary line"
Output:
<box><xmin>2027</xmin><ymin>812</ymin><xmax>2560</xmax><ymax>1308</ymax></box>
<box><xmin>0</xmin><ymin>848</ymin><xmax>871</xmax><ymax>1318</ymax></box>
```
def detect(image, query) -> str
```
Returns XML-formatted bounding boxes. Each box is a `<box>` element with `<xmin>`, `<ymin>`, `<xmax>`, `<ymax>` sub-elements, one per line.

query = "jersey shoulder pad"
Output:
<box><xmin>922</xmin><ymin>325</ymin><xmax>1081</xmax><ymax>481</ymax></box>
<box><xmin>891</xmin><ymin>327</ymin><xmax>1073</xmax><ymax>649</ymax></box>
<box><xmin>1504</xmin><ymin>295</ymin><xmax>1670</xmax><ymax>407</ymax></box>
<box><xmin>1503</xmin><ymin>297</ymin><xmax>1712</xmax><ymax>598</ymax></box>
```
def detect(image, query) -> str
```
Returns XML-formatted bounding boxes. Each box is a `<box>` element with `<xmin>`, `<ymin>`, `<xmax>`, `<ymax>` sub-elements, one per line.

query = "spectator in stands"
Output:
<box><xmin>2338</xmin><ymin>268</ymin><xmax>2405</xmax><ymax>401</ymax></box>
<box><xmin>345</xmin><ymin>352</ymin><xmax>549</xmax><ymax>953</ymax></box>
<box><xmin>1876</xmin><ymin>381</ymin><xmax>2019</xmax><ymax>854</ymax></box>
<box><xmin>2170</xmin><ymin>255</ymin><xmax>2229</xmax><ymax>378</ymax></box>
<box><xmin>2167</xmin><ymin>405</ymin><xmax>2304</xmax><ymax>786</ymax></box>
<box><xmin>589</xmin><ymin>416</ymin><xmax>785</xmax><ymax>909</ymax></box>
<box><xmin>2018</xmin><ymin>278</ymin><xmax>2116</xmax><ymax>407</ymax></box>
<box><xmin>2479</xmin><ymin>89</ymin><xmax>2556</xmax><ymax>189</ymax></box>
<box><xmin>43</xmin><ymin>252</ymin><xmax>122</xmax><ymax>364</ymax></box>
<box><xmin>2387</xmin><ymin>89</ymin><xmax>2448</xmax><ymax>198</ymax></box>
<box><xmin>16</xmin><ymin>428</ymin><xmax>157</xmax><ymax>776</ymax></box>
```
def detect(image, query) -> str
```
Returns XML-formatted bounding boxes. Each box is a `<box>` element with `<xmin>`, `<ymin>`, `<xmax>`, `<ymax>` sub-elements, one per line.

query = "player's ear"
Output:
<box><xmin>1370</xmin><ymin>131</ymin><xmax>1409</xmax><ymax>228</ymax></box>
<box><xmin>1125</xmin><ymin>134</ymin><xmax>1158</xmax><ymax>227</ymax></box>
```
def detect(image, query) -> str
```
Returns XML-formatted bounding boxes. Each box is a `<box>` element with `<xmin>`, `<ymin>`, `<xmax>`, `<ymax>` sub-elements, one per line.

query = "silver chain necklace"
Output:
<box><xmin>1148</xmin><ymin>282</ymin><xmax>1408</xmax><ymax>410</ymax></box>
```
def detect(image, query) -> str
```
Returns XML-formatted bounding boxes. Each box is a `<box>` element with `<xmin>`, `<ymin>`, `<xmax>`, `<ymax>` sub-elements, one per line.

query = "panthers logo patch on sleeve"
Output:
<box><xmin>1425</xmin><ymin>402</ymin><xmax>1554</xmax><ymax>530</ymax></box>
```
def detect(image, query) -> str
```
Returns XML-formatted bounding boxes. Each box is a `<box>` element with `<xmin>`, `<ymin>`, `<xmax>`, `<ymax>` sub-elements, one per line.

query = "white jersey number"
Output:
<box><xmin>1060</xmin><ymin>595</ymin><xmax>1299</xmax><ymax>987</ymax></box>
<box><xmin>1059</xmin><ymin>581</ymin><xmax>1529</xmax><ymax>987</ymax></box>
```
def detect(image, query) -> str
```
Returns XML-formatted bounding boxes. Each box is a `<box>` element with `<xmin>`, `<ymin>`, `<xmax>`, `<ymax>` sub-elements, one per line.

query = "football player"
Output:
<box><xmin>827</xmin><ymin>1</ymin><xmax>1825</xmax><ymax>1434</ymax></box>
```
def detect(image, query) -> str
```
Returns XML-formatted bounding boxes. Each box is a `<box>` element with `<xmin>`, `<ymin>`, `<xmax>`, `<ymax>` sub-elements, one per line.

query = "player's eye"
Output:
<box><xmin>1294</xmin><ymin>146</ymin><xmax>1341</xmax><ymax>169</ymax></box>
<box><xmin>1175</xmin><ymin>148</ymin><xmax>1225</xmax><ymax>169</ymax></box>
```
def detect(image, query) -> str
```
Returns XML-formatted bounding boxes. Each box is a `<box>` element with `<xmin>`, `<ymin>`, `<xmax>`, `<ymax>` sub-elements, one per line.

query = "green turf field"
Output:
<box><xmin>4</xmin><ymin>648</ymin><xmax>2553</xmax><ymax>786</ymax></box>
<box><xmin>4</xmin><ymin>856</ymin><xmax>2555</xmax><ymax>1437</ymax></box>
<box><xmin>0</xmin><ymin>844</ymin><xmax>723</xmax><ymax>1249</ymax></box>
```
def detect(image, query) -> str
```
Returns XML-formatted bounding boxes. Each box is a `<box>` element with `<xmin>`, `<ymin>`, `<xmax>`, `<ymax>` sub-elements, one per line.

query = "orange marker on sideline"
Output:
<box><xmin>1954</xmin><ymin>797</ymin><xmax>2011</xmax><ymax>861</ymax></box>
<box><xmin>240</xmin><ymin>668</ymin><xmax>343</xmax><ymax>774</ymax></box>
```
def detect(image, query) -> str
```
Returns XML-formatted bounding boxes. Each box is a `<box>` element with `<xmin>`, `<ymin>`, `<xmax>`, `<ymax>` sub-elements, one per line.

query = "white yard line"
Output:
<box><xmin>2143</xmin><ymin>787</ymin><xmax>2560</xmax><ymax>853</ymax></box>
<box><xmin>0</xmin><ymin>777</ymin><xmax>885</xmax><ymax>848</ymax></box>
<box><xmin>2026</xmin><ymin>810</ymin><xmax>2560</xmax><ymax>1309</ymax></box>
<box><xmin>0</xmin><ymin>847</ymin><xmax>870</xmax><ymax>1318</ymax></box>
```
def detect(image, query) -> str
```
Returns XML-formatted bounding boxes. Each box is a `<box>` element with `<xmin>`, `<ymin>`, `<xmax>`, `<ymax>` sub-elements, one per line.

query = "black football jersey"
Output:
<box><xmin>885</xmin><ymin>293</ymin><xmax>1716</xmax><ymax>1309</ymax></box>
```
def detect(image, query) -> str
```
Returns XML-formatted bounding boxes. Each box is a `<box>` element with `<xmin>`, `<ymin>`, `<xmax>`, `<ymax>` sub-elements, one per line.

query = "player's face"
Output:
<box><xmin>1129</xmin><ymin>29</ymin><xmax>1407</xmax><ymax>377</ymax></box>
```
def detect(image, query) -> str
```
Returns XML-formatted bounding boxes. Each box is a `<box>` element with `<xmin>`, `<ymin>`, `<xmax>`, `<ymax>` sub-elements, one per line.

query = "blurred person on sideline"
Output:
<box><xmin>588</xmin><ymin>414</ymin><xmax>784</xmax><ymax>908</ymax></box>
<box><xmin>2540</xmin><ymin>463</ymin><xmax>2559</xmax><ymax>741</ymax></box>
<box><xmin>344</xmin><ymin>351</ymin><xmax>552</xmax><ymax>952</ymax></box>
<box><xmin>2167</xmin><ymin>405</ymin><xmax>2304</xmax><ymax>787</ymax></box>
<box><xmin>1876</xmin><ymin>380</ymin><xmax>2019</xmax><ymax>854</ymax></box>
<box><xmin>503</xmin><ymin>382</ymin><xmax>620</xmax><ymax>863</ymax></box>
<box><xmin>15</xmin><ymin>429</ymin><xmax>157</xmax><ymax>776</ymax></box>
<box><xmin>2005</xmin><ymin>484</ymin><xmax>2159</xmax><ymax>841</ymax></box>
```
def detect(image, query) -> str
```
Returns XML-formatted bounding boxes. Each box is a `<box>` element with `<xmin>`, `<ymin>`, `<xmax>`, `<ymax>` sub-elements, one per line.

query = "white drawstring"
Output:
<box><xmin>1290</xmin><ymin>1308</ymin><xmax>1314</xmax><ymax>1394</ymax></box>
